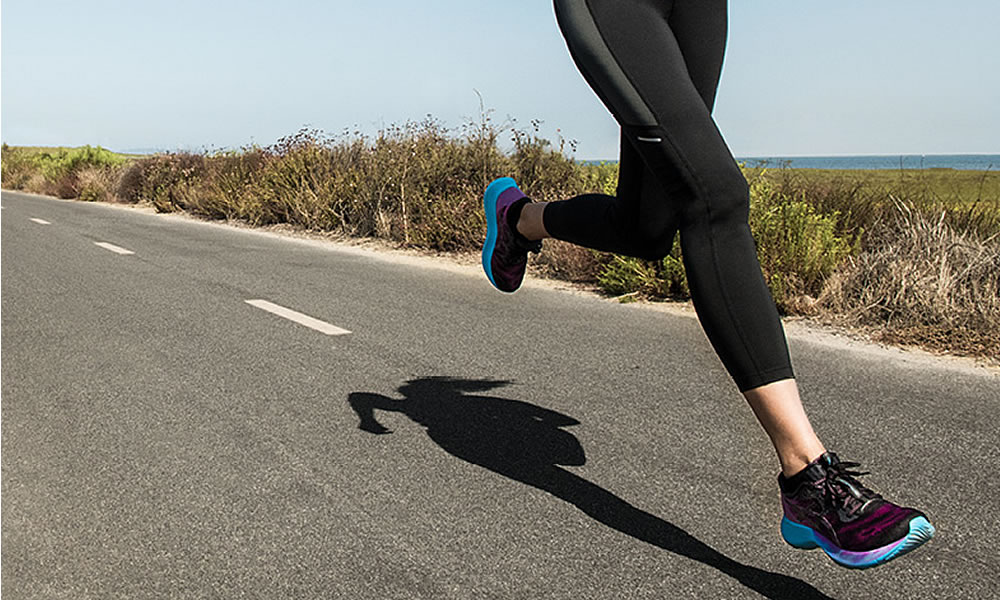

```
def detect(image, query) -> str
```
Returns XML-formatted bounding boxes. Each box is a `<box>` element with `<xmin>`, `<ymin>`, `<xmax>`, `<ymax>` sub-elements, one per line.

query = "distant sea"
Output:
<box><xmin>736</xmin><ymin>154</ymin><xmax>999</xmax><ymax>171</ymax></box>
<box><xmin>581</xmin><ymin>154</ymin><xmax>999</xmax><ymax>171</ymax></box>
<box><xmin>123</xmin><ymin>147</ymin><xmax>998</xmax><ymax>171</ymax></box>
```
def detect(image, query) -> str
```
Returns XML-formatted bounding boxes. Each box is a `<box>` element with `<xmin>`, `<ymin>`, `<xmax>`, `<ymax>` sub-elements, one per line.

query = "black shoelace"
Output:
<box><xmin>821</xmin><ymin>460</ymin><xmax>884</xmax><ymax>518</ymax></box>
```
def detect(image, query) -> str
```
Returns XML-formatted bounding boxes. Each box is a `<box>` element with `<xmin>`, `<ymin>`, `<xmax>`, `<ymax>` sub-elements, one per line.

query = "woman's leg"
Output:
<box><xmin>667</xmin><ymin>0</ymin><xmax>827</xmax><ymax>475</ymax></box>
<box><xmin>542</xmin><ymin>0</ymin><xmax>827</xmax><ymax>475</ymax></box>
<box><xmin>549</xmin><ymin>0</ymin><xmax>793</xmax><ymax>390</ymax></box>
<box><xmin>530</xmin><ymin>130</ymin><xmax>681</xmax><ymax>260</ymax></box>
<box><xmin>534</xmin><ymin>0</ymin><xmax>933</xmax><ymax>567</ymax></box>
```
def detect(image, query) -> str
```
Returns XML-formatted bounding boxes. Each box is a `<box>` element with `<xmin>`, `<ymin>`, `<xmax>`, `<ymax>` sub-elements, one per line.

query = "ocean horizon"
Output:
<box><xmin>117</xmin><ymin>146</ymin><xmax>998</xmax><ymax>172</ymax></box>
<box><xmin>580</xmin><ymin>154</ymin><xmax>1000</xmax><ymax>171</ymax></box>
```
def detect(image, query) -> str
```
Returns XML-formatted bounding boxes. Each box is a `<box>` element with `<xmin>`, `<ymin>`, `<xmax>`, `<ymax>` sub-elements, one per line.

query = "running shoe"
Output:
<box><xmin>482</xmin><ymin>177</ymin><xmax>541</xmax><ymax>293</ymax></box>
<box><xmin>779</xmin><ymin>452</ymin><xmax>935</xmax><ymax>569</ymax></box>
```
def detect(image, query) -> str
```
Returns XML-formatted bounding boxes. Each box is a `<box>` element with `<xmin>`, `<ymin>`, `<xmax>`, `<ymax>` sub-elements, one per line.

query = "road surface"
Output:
<box><xmin>2</xmin><ymin>190</ymin><xmax>998</xmax><ymax>599</ymax></box>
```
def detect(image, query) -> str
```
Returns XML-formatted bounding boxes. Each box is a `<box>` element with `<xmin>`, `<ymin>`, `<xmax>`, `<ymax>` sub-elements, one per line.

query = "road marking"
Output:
<box><xmin>245</xmin><ymin>299</ymin><xmax>351</xmax><ymax>336</ymax></box>
<box><xmin>30</xmin><ymin>218</ymin><xmax>51</xmax><ymax>225</ymax></box>
<box><xmin>94</xmin><ymin>242</ymin><xmax>135</xmax><ymax>255</ymax></box>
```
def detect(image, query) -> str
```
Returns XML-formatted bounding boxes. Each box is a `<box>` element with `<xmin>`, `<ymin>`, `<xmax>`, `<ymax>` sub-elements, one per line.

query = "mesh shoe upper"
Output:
<box><xmin>489</xmin><ymin>186</ymin><xmax>541</xmax><ymax>292</ymax></box>
<box><xmin>779</xmin><ymin>452</ymin><xmax>926</xmax><ymax>552</ymax></box>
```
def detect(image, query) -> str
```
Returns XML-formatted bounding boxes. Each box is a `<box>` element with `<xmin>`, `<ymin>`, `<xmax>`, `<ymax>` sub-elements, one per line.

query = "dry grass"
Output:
<box><xmin>819</xmin><ymin>198</ymin><xmax>1000</xmax><ymax>359</ymax></box>
<box><xmin>756</xmin><ymin>166</ymin><xmax>1000</xmax><ymax>240</ymax></box>
<box><xmin>76</xmin><ymin>166</ymin><xmax>119</xmax><ymax>203</ymax></box>
<box><xmin>532</xmin><ymin>240</ymin><xmax>604</xmax><ymax>283</ymax></box>
<box><xmin>4</xmin><ymin>134</ymin><xmax>998</xmax><ymax>360</ymax></box>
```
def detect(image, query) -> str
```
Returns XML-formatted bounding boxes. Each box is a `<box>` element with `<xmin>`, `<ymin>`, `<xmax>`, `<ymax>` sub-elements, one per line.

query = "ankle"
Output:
<box><xmin>517</xmin><ymin>201</ymin><xmax>549</xmax><ymax>241</ymax></box>
<box><xmin>779</xmin><ymin>445</ymin><xmax>827</xmax><ymax>478</ymax></box>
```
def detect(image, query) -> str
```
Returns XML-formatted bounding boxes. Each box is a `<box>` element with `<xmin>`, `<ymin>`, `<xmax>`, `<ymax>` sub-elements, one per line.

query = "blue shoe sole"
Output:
<box><xmin>781</xmin><ymin>515</ymin><xmax>935</xmax><ymax>569</ymax></box>
<box><xmin>481</xmin><ymin>177</ymin><xmax>518</xmax><ymax>291</ymax></box>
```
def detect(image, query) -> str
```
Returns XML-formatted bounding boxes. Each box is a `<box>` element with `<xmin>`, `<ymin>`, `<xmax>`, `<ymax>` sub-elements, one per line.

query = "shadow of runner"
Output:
<box><xmin>349</xmin><ymin>377</ymin><xmax>834</xmax><ymax>600</ymax></box>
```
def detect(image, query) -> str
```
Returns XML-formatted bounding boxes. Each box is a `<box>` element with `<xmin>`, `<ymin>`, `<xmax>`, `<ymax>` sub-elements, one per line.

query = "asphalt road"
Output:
<box><xmin>2</xmin><ymin>190</ymin><xmax>998</xmax><ymax>599</ymax></box>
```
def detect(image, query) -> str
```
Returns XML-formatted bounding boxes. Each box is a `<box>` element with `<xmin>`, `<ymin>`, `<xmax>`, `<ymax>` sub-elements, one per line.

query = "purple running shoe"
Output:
<box><xmin>482</xmin><ymin>177</ymin><xmax>542</xmax><ymax>293</ymax></box>
<box><xmin>779</xmin><ymin>452</ymin><xmax>935</xmax><ymax>569</ymax></box>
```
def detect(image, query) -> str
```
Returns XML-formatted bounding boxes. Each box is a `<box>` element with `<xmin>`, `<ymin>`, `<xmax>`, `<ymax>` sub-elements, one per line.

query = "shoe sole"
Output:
<box><xmin>781</xmin><ymin>515</ymin><xmax>935</xmax><ymax>569</ymax></box>
<box><xmin>481</xmin><ymin>176</ymin><xmax>518</xmax><ymax>292</ymax></box>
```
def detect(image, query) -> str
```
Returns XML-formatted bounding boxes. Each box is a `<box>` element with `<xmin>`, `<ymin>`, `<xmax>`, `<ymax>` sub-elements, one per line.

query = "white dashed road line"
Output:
<box><xmin>245</xmin><ymin>299</ymin><xmax>351</xmax><ymax>336</ymax></box>
<box><xmin>94</xmin><ymin>242</ymin><xmax>135</xmax><ymax>255</ymax></box>
<box><xmin>30</xmin><ymin>218</ymin><xmax>51</xmax><ymax>225</ymax></box>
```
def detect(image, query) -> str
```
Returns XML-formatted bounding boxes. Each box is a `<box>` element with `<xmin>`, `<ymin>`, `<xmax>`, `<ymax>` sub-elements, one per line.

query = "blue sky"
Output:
<box><xmin>2</xmin><ymin>0</ymin><xmax>998</xmax><ymax>159</ymax></box>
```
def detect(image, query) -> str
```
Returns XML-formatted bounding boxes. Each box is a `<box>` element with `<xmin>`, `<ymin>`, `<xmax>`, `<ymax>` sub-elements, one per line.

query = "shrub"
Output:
<box><xmin>124</xmin><ymin>153</ymin><xmax>207</xmax><ymax>212</ymax></box>
<box><xmin>748</xmin><ymin>175</ymin><xmax>859</xmax><ymax>311</ymax></box>
<box><xmin>595</xmin><ymin>238</ymin><xmax>688</xmax><ymax>299</ymax></box>
<box><xmin>2</xmin><ymin>145</ymin><xmax>128</xmax><ymax>198</ymax></box>
<box><xmin>3</xmin><ymin>125</ymin><xmax>996</xmax><ymax>359</ymax></box>
<box><xmin>1</xmin><ymin>144</ymin><xmax>37</xmax><ymax>189</ymax></box>
<box><xmin>76</xmin><ymin>167</ymin><xmax>116</xmax><ymax>202</ymax></box>
<box><xmin>534</xmin><ymin>240</ymin><xmax>604</xmax><ymax>283</ymax></box>
<box><xmin>578</xmin><ymin>161</ymin><xmax>620</xmax><ymax>196</ymax></box>
<box><xmin>820</xmin><ymin>199</ymin><xmax>1000</xmax><ymax>358</ymax></box>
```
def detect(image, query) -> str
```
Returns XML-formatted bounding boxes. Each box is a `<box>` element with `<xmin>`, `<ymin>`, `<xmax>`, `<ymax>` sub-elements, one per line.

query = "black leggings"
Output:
<box><xmin>548</xmin><ymin>0</ymin><xmax>794</xmax><ymax>391</ymax></box>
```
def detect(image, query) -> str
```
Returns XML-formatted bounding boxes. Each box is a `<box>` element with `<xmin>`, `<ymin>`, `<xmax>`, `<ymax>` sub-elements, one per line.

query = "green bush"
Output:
<box><xmin>596</xmin><ymin>238</ymin><xmax>688</xmax><ymax>300</ymax></box>
<box><xmin>36</xmin><ymin>146</ymin><xmax>126</xmax><ymax>181</ymax></box>
<box><xmin>590</xmin><ymin>173</ymin><xmax>857</xmax><ymax>311</ymax></box>
<box><xmin>3</xmin><ymin>125</ymin><xmax>996</xmax><ymax>358</ymax></box>
<box><xmin>748</xmin><ymin>175</ymin><xmax>860</xmax><ymax>310</ymax></box>
<box><xmin>2</xmin><ymin>144</ymin><xmax>128</xmax><ymax>198</ymax></box>
<box><xmin>1</xmin><ymin>144</ymin><xmax>36</xmax><ymax>189</ymax></box>
<box><xmin>578</xmin><ymin>161</ymin><xmax>620</xmax><ymax>196</ymax></box>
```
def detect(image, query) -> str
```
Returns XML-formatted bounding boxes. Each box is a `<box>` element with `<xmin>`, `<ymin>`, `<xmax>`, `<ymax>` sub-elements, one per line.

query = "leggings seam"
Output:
<box><xmin>578</xmin><ymin>0</ymin><xmax>766</xmax><ymax>379</ymax></box>
<box><xmin>553</xmin><ymin>0</ymin><xmax>791</xmax><ymax>388</ymax></box>
<box><xmin>582</xmin><ymin>0</ymin><xmax>661</xmax><ymax>128</ymax></box>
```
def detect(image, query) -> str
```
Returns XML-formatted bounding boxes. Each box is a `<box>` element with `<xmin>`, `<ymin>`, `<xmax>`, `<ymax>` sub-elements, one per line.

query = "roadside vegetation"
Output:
<box><xmin>3</xmin><ymin>122</ymin><xmax>998</xmax><ymax>360</ymax></box>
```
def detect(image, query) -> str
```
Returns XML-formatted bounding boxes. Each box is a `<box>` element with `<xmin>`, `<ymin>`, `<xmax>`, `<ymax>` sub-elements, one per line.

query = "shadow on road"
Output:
<box><xmin>348</xmin><ymin>377</ymin><xmax>834</xmax><ymax>600</ymax></box>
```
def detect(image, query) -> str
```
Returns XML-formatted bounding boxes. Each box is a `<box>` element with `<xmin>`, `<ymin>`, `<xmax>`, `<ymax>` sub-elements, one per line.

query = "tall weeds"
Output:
<box><xmin>3</xmin><ymin>126</ymin><xmax>997</xmax><ymax>359</ymax></box>
<box><xmin>749</xmin><ymin>174</ymin><xmax>860</xmax><ymax>310</ymax></box>
<box><xmin>820</xmin><ymin>199</ymin><xmax>1000</xmax><ymax>357</ymax></box>
<box><xmin>1</xmin><ymin>144</ymin><xmax>126</xmax><ymax>198</ymax></box>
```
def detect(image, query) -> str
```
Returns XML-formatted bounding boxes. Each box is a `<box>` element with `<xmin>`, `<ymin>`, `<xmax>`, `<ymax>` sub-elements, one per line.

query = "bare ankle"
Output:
<box><xmin>778</xmin><ymin>444</ymin><xmax>827</xmax><ymax>478</ymax></box>
<box><xmin>517</xmin><ymin>202</ymin><xmax>550</xmax><ymax>241</ymax></box>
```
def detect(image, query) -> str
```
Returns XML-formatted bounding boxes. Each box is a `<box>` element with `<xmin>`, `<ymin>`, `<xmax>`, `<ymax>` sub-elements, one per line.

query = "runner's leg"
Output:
<box><xmin>548</xmin><ymin>0</ymin><xmax>793</xmax><ymax>391</ymax></box>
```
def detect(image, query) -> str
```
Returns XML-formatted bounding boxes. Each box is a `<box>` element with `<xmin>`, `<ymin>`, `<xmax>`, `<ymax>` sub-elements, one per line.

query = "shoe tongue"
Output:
<box><xmin>795</xmin><ymin>452</ymin><xmax>840</xmax><ymax>484</ymax></box>
<box><xmin>819</xmin><ymin>451</ymin><xmax>840</xmax><ymax>469</ymax></box>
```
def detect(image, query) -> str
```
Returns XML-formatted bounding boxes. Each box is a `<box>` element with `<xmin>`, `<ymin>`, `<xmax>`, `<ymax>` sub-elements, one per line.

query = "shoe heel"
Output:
<box><xmin>781</xmin><ymin>516</ymin><xmax>819</xmax><ymax>549</ymax></box>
